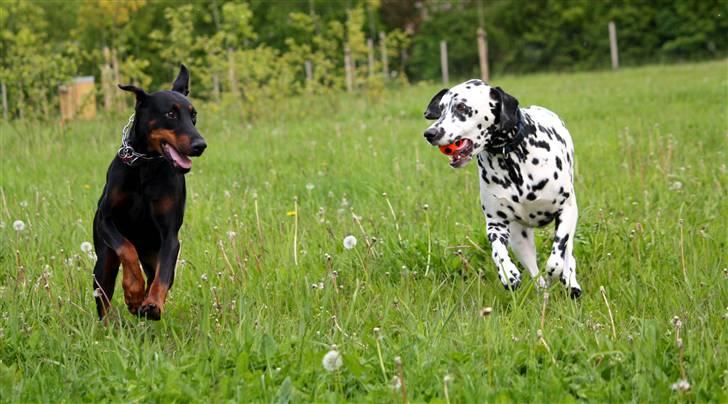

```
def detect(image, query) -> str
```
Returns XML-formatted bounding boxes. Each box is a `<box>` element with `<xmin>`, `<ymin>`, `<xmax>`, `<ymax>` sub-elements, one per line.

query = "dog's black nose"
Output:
<box><xmin>424</xmin><ymin>127</ymin><xmax>441</xmax><ymax>143</ymax></box>
<box><xmin>190</xmin><ymin>139</ymin><xmax>207</xmax><ymax>156</ymax></box>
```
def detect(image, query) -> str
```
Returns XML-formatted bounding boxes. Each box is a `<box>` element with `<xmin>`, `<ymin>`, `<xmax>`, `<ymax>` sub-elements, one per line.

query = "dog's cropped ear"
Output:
<box><xmin>171</xmin><ymin>64</ymin><xmax>190</xmax><ymax>96</ymax></box>
<box><xmin>118</xmin><ymin>84</ymin><xmax>148</xmax><ymax>105</ymax></box>
<box><xmin>424</xmin><ymin>88</ymin><xmax>449</xmax><ymax>120</ymax></box>
<box><xmin>491</xmin><ymin>86</ymin><xmax>519</xmax><ymax>131</ymax></box>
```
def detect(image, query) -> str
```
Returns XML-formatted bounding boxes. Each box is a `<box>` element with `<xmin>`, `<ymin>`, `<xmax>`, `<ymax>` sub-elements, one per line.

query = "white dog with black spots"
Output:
<box><xmin>423</xmin><ymin>79</ymin><xmax>581</xmax><ymax>298</ymax></box>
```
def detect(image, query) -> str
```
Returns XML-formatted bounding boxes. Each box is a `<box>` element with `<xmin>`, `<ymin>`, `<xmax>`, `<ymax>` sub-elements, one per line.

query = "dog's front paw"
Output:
<box><xmin>123</xmin><ymin>289</ymin><xmax>144</xmax><ymax>316</ymax></box>
<box><xmin>569</xmin><ymin>286</ymin><xmax>582</xmax><ymax>299</ymax></box>
<box><xmin>499</xmin><ymin>269</ymin><xmax>521</xmax><ymax>291</ymax></box>
<box><xmin>139</xmin><ymin>302</ymin><xmax>162</xmax><ymax>321</ymax></box>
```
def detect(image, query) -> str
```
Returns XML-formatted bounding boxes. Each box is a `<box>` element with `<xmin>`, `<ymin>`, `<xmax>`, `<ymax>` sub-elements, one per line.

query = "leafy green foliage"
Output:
<box><xmin>0</xmin><ymin>0</ymin><xmax>725</xmax><ymax>120</ymax></box>
<box><xmin>408</xmin><ymin>0</ymin><xmax>727</xmax><ymax>79</ymax></box>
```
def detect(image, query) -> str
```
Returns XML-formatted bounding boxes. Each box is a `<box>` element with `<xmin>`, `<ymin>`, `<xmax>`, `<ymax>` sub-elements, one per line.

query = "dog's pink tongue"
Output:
<box><xmin>163</xmin><ymin>144</ymin><xmax>192</xmax><ymax>170</ymax></box>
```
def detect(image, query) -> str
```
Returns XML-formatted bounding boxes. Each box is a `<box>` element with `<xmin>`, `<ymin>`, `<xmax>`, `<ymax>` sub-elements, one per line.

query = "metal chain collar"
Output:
<box><xmin>117</xmin><ymin>113</ymin><xmax>161</xmax><ymax>166</ymax></box>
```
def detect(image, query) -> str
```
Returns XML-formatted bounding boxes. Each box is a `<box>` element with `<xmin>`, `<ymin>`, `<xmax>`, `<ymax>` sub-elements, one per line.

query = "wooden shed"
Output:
<box><xmin>59</xmin><ymin>76</ymin><xmax>96</xmax><ymax>121</ymax></box>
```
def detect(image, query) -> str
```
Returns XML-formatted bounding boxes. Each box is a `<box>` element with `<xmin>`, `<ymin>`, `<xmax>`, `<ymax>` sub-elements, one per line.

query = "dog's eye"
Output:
<box><xmin>166</xmin><ymin>111</ymin><xmax>177</xmax><ymax>120</ymax></box>
<box><xmin>455</xmin><ymin>103</ymin><xmax>467</xmax><ymax>113</ymax></box>
<box><xmin>191</xmin><ymin>111</ymin><xmax>197</xmax><ymax>124</ymax></box>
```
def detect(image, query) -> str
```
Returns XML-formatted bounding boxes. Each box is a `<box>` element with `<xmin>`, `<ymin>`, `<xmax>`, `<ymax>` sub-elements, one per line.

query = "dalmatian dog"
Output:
<box><xmin>423</xmin><ymin>79</ymin><xmax>581</xmax><ymax>298</ymax></box>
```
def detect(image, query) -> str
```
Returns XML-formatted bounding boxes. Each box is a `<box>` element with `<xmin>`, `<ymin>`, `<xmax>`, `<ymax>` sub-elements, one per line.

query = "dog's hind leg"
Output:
<box><xmin>93</xmin><ymin>246</ymin><xmax>120</xmax><ymax>320</ymax></box>
<box><xmin>509</xmin><ymin>223</ymin><xmax>546</xmax><ymax>288</ymax></box>
<box><xmin>546</xmin><ymin>201</ymin><xmax>581</xmax><ymax>298</ymax></box>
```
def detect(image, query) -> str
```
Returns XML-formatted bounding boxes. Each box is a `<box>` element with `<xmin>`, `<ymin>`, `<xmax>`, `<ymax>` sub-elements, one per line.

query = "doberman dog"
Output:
<box><xmin>92</xmin><ymin>64</ymin><xmax>206</xmax><ymax>320</ymax></box>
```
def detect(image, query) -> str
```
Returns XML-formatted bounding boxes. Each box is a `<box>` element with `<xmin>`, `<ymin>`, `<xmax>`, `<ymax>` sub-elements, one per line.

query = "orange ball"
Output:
<box><xmin>439</xmin><ymin>139</ymin><xmax>465</xmax><ymax>156</ymax></box>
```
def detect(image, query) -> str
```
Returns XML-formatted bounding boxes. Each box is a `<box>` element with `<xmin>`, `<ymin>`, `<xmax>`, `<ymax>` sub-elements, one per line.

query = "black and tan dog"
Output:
<box><xmin>92</xmin><ymin>65</ymin><xmax>206</xmax><ymax>320</ymax></box>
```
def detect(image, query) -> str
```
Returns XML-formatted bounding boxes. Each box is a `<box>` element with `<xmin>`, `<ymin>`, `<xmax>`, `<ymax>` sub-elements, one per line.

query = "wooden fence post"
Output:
<box><xmin>477</xmin><ymin>28</ymin><xmax>490</xmax><ymax>82</ymax></box>
<box><xmin>111</xmin><ymin>48</ymin><xmax>120</xmax><ymax>110</ymax></box>
<box><xmin>379</xmin><ymin>32</ymin><xmax>389</xmax><ymax>80</ymax></box>
<box><xmin>367</xmin><ymin>38</ymin><xmax>375</xmax><ymax>78</ymax></box>
<box><xmin>440</xmin><ymin>40</ymin><xmax>449</xmax><ymax>85</ymax></box>
<box><xmin>212</xmin><ymin>74</ymin><xmax>220</xmax><ymax>102</ymax></box>
<box><xmin>1</xmin><ymin>82</ymin><xmax>8</xmax><ymax>120</ymax></box>
<box><xmin>344</xmin><ymin>46</ymin><xmax>354</xmax><ymax>92</ymax></box>
<box><xmin>228</xmin><ymin>48</ymin><xmax>239</xmax><ymax>97</ymax></box>
<box><xmin>609</xmin><ymin>21</ymin><xmax>619</xmax><ymax>70</ymax></box>
<box><xmin>102</xmin><ymin>47</ymin><xmax>113</xmax><ymax>111</ymax></box>
<box><xmin>304</xmin><ymin>60</ymin><xmax>313</xmax><ymax>84</ymax></box>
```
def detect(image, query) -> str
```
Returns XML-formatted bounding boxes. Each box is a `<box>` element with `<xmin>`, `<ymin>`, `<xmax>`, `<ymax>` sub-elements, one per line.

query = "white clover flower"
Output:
<box><xmin>19</xmin><ymin>200</ymin><xmax>28</xmax><ymax>208</ymax></box>
<box><xmin>13</xmin><ymin>220</ymin><xmax>25</xmax><ymax>232</ymax></box>
<box><xmin>227</xmin><ymin>231</ymin><xmax>237</xmax><ymax>240</ymax></box>
<box><xmin>201</xmin><ymin>274</ymin><xmax>208</xmax><ymax>282</ymax></box>
<box><xmin>322</xmin><ymin>347</ymin><xmax>343</xmax><ymax>372</ymax></box>
<box><xmin>80</xmin><ymin>241</ymin><xmax>93</xmax><ymax>254</ymax></box>
<box><xmin>305</xmin><ymin>183</ymin><xmax>315</xmax><ymax>191</ymax></box>
<box><xmin>343</xmin><ymin>235</ymin><xmax>357</xmax><ymax>250</ymax></box>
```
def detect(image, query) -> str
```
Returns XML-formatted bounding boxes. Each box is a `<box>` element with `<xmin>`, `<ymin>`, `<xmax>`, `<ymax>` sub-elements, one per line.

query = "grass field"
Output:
<box><xmin>1</xmin><ymin>60</ymin><xmax>726</xmax><ymax>402</ymax></box>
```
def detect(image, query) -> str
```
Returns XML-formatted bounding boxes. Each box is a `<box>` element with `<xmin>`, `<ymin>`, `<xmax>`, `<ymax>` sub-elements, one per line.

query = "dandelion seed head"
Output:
<box><xmin>671</xmin><ymin>379</ymin><xmax>691</xmax><ymax>392</ymax></box>
<box><xmin>13</xmin><ymin>220</ymin><xmax>25</xmax><ymax>232</ymax></box>
<box><xmin>227</xmin><ymin>231</ymin><xmax>237</xmax><ymax>240</ymax></box>
<box><xmin>201</xmin><ymin>274</ymin><xmax>208</xmax><ymax>282</ymax></box>
<box><xmin>322</xmin><ymin>348</ymin><xmax>343</xmax><ymax>372</ymax></box>
<box><xmin>306</xmin><ymin>183</ymin><xmax>315</xmax><ymax>191</ymax></box>
<box><xmin>444</xmin><ymin>374</ymin><xmax>454</xmax><ymax>383</ymax></box>
<box><xmin>80</xmin><ymin>241</ymin><xmax>93</xmax><ymax>254</ymax></box>
<box><xmin>20</xmin><ymin>201</ymin><xmax>28</xmax><ymax>208</ymax></box>
<box><xmin>343</xmin><ymin>235</ymin><xmax>357</xmax><ymax>250</ymax></box>
<box><xmin>390</xmin><ymin>376</ymin><xmax>402</xmax><ymax>390</ymax></box>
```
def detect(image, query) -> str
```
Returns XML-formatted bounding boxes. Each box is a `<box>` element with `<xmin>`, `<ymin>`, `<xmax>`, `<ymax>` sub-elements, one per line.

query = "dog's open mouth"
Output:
<box><xmin>162</xmin><ymin>143</ymin><xmax>192</xmax><ymax>172</ymax></box>
<box><xmin>440</xmin><ymin>139</ymin><xmax>474</xmax><ymax>168</ymax></box>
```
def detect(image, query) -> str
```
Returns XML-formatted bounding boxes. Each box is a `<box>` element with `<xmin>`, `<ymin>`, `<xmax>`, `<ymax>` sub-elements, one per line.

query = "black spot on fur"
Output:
<box><xmin>526</xmin><ymin>193</ymin><xmax>536</xmax><ymax>201</ymax></box>
<box><xmin>555</xmin><ymin>157</ymin><xmax>562</xmax><ymax>170</ymax></box>
<box><xmin>532</xmin><ymin>179</ymin><xmax>549</xmax><ymax>191</ymax></box>
<box><xmin>557</xmin><ymin>234</ymin><xmax>569</xmax><ymax>257</ymax></box>
<box><xmin>496</xmin><ymin>211</ymin><xmax>507</xmax><ymax>219</ymax></box>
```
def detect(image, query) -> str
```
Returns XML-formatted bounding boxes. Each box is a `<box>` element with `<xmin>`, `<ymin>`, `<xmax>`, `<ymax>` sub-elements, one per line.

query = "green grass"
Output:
<box><xmin>1</xmin><ymin>60</ymin><xmax>726</xmax><ymax>402</ymax></box>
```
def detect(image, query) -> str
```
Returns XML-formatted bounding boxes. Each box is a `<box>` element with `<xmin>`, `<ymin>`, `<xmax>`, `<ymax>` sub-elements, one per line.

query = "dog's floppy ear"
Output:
<box><xmin>118</xmin><ymin>84</ymin><xmax>148</xmax><ymax>105</ymax></box>
<box><xmin>171</xmin><ymin>64</ymin><xmax>190</xmax><ymax>96</ymax></box>
<box><xmin>424</xmin><ymin>88</ymin><xmax>449</xmax><ymax>120</ymax></box>
<box><xmin>491</xmin><ymin>86</ymin><xmax>519</xmax><ymax>131</ymax></box>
